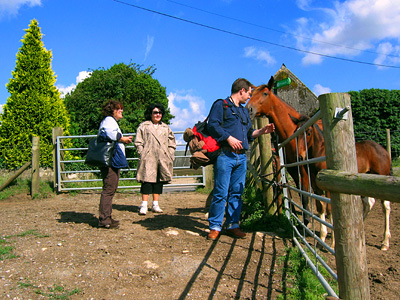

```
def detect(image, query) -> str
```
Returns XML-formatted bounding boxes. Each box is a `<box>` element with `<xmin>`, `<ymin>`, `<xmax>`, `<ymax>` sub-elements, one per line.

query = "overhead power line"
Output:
<box><xmin>112</xmin><ymin>0</ymin><xmax>400</xmax><ymax>69</ymax></box>
<box><xmin>166</xmin><ymin>0</ymin><xmax>400</xmax><ymax>60</ymax></box>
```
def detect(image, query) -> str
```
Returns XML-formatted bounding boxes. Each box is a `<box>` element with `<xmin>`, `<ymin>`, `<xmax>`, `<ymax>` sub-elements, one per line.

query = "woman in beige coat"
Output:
<box><xmin>135</xmin><ymin>103</ymin><xmax>176</xmax><ymax>215</ymax></box>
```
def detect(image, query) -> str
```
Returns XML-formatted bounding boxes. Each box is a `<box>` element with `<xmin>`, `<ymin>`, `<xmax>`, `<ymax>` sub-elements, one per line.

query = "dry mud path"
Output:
<box><xmin>0</xmin><ymin>190</ymin><xmax>399</xmax><ymax>299</ymax></box>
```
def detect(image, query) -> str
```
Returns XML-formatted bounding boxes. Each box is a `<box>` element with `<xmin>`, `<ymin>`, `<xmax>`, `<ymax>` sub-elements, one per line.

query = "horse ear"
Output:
<box><xmin>267</xmin><ymin>76</ymin><xmax>274</xmax><ymax>91</ymax></box>
<box><xmin>289</xmin><ymin>113</ymin><xmax>299</xmax><ymax>125</ymax></box>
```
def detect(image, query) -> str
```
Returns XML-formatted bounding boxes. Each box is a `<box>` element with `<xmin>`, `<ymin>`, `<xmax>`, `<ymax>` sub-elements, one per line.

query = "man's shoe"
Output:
<box><xmin>139</xmin><ymin>206</ymin><xmax>148</xmax><ymax>215</ymax></box>
<box><xmin>152</xmin><ymin>205</ymin><xmax>163</xmax><ymax>213</ymax></box>
<box><xmin>98</xmin><ymin>222</ymin><xmax>119</xmax><ymax>229</ymax></box>
<box><xmin>111</xmin><ymin>218</ymin><xmax>120</xmax><ymax>225</ymax></box>
<box><xmin>208</xmin><ymin>230</ymin><xmax>220</xmax><ymax>240</ymax></box>
<box><xmin>226</xmin><ymin>228</ymin><xmax>246</xmax><ymax>239</ymax></box>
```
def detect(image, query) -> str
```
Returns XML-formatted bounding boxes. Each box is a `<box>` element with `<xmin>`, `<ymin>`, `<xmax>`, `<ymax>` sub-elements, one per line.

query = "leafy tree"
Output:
<box><xmin>64</xmin><ymin>62</ymin><xmax>173</xmax><ymax>146</ymax></box>
<box><xmin>0</xmin><ymin>19</ymin><xmax>70</xmax><ymax>169</ymax></box>
<box><xmin>350</xmin><ymin>89</ymin><xmax>400</xmax><ymax>159</ymax></box>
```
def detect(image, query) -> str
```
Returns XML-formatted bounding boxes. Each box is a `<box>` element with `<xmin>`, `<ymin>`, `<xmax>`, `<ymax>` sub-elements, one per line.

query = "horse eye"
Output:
<box><xmin>263</xmin><ymin>92</ymin><xmax>268</xmax><ymax>96</ymax></box>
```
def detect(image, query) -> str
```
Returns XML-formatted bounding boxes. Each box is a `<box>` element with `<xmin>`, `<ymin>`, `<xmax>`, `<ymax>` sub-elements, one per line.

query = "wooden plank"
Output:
<box><xmin>316</xmin><ymin>170</ymin><xmax>400</xmax><ymax>203</ymax></box>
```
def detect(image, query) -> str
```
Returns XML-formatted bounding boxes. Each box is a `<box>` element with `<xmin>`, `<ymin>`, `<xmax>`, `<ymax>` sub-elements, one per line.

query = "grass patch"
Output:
<box><xmin>194</xmin><ymin>186</ymin><xmax>213</xmax><ymax>195</ymax></box>
<box><xmin>5</xmin><ymin>229</ymin><xmax>50</xmax><ymax>239</ymax></box>
<box><xmin>17</xmin><ymin>280</ymin><xmax>81</xmax><ymax>299</ymax></box>
<box><xmin>392</xmin><ymin>158</ymin><xmax>400</xmax><ymax>176</ymax></box>
<box><xmin>0</xmin><ymin>176</ymin><xmax>55</xmax><ymax>201</ymax></box>
<box><xmin>241</xmin><ymin>184</ymin><xmax>338</xmax><ymax>299</ymax></box>
<box><xmin>35</xmin><ymin>284</ymin><xmax>81</xmax><ymax>299</ymax></box>
<box><xmin>0</xmin><ymin>177</ymin><xmax>30</xmax><ymax>200</ymax></box>
<box><xmin>241</xmin><ymin>186</ymin><xmax>292</xmax><ymax>238</ymax></box>
<box><xmin>0</xmin><ymin>243</ymin><xmax>17</xmax><ymax>260</ymax></box>
<box><xmin>1</xmin><ymin>230</ymin><xmax>50</xmax><ymax>261</ymax></box>
<box><xmin>392</xmin><ymin>157</ymin><xmax>400</xmax><ymax>168</ymax></box>
<box><xmin>277</xmin><ymin>247</ymin><xmax>339</xmax><ymax>300</ymax></box>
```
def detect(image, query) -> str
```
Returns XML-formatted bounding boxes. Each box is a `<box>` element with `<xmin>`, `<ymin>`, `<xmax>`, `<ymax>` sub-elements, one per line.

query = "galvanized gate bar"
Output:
<box><xmin>55</xmin><ymin>132</ymin><xmax>206</xmax><ymax>192</ymax></box>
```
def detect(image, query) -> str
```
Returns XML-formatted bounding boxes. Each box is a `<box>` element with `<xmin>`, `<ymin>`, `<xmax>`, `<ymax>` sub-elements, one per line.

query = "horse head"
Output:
<box><xmin>246</xmin><ymin>76</ymin><xmax>275</xmax><ymax>119</ymax></box>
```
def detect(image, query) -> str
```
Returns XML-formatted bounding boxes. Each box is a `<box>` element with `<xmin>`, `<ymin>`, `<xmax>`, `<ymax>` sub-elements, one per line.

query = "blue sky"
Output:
<box><xmin>1</xmin><ymin>0</ymin><xmax>400</xmax><ymax>132</ymax></box>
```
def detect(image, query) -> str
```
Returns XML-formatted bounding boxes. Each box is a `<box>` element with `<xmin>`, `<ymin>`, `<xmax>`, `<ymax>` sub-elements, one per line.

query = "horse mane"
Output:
<box><xmin>253</xmin><ymin>84</ymin><xmax>269</xmax><ymax>93</ymax></box>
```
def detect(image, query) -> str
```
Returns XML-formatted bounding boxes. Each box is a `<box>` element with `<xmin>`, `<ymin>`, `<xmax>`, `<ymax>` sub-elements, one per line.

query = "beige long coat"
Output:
<box><xmin>135</xmin><ymin>121</ymin><xmax>176</xmax><ymax>183</ymax></box>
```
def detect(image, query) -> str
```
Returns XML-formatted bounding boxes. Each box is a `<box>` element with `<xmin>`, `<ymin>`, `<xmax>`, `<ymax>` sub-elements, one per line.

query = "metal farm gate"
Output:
<box><xmin>271</xmin><ymin>109</ymin><xmax>339</xmax><ymax>298</ymax></box>
<box><xmin>266</xmin><ymin>92</ymin><xmax>399</xmax><ymax>299</ymax></box>
<box><xmin>54</xmin><ymin>131</ymin><xmax>206</xmax><ymax>193</ymax></box>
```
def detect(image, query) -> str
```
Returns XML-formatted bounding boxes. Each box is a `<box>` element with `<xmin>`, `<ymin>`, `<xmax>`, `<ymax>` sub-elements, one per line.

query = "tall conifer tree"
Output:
<box><xmin>0</xmin><ymin>19</ymin><xmax>70</xmax><ymax>168</ymax></box>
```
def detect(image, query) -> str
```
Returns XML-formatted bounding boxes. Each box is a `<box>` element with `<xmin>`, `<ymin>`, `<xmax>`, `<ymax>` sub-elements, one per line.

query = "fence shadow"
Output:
<box><xmin>177</xmin><ymin>232</ymin><xmax>283</xmax><ymax>300</ymax></box>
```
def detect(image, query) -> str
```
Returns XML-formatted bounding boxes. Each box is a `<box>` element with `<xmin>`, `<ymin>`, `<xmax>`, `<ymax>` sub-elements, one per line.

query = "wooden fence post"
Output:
<box><xmin>249</xmin><ymin>121</ymin><xmax>262</xmax><ymax>189</ymax></box>
<box><xmin>204</xmin><ymin>165</ymin><xmax>214</xmax><ymax>191</ymax></box>
<box><xmin>257</xmin><ymin>116</ymin><xmax>276</xmax><ymax>214</ymax></box>
<box><xmin>31</xmin><ymin>136</ymin><xmax>40</xmax><ymax>197</ymax></box>
<box><xmin>318</xmin><ymin>93</ymin><xmax>370</xmax><ymax>300</ymax></box>
<box><xmin>386</xmin><ymin>129</ymin><xmax>391</xmax><ymax>161</ymax></box>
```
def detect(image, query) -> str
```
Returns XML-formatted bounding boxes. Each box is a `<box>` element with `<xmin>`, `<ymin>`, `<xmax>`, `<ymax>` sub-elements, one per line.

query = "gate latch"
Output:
<box><xmin>334</xmin><ymin>106</ymin><xmax>350</xmax><ymax>120</ymax></box>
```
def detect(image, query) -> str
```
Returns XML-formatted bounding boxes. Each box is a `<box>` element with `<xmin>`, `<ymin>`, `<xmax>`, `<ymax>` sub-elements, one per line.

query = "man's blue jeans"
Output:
<box><xmin>208</xmin><ymin>150</ymin><xmax>247</xmax><ymax>232</ymax></box>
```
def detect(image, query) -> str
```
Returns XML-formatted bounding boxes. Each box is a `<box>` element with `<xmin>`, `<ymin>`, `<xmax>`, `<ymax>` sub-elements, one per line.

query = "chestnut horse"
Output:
<box><xmin>292</xmin><ymin>114</ymin><xmax>392</xmax><ymax>251</ymax></box>
<box><xmin>246</xmin><ymin>77</ymin><xmax>312</xmax><ymax>226</ymax></box>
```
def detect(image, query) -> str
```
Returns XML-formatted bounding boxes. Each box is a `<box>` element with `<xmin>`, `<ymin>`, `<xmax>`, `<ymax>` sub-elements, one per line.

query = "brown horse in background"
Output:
<box><xmin>292</xmin><ymin>114</ymin><xmax>392</xmax><ymax>250</ymax></box>
<box><xmin>246</xmin><ymin>77</ymin><xmax>312</xmax><ymax>226</ymax></box>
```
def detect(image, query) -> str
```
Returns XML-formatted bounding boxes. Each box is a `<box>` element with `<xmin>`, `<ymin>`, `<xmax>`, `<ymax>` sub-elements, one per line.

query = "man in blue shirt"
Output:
<box><xmin>207</xmin><ymin>78</ymin><xmax>275</xmax><ymax>240</ymax></box>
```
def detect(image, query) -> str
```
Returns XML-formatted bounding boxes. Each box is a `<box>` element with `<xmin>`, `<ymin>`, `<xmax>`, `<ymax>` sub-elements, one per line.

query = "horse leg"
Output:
<box><xmin>299</xmin><ymin>167</ymin><xmax>311</xmax><ymax>227</ymax></box>
<box><xmin>273</xmin><ymin>155</ymin><xmax>283</xmax><ymax>214</ymax></box>
<box><xmin>288</xmin><ymin>166</ymin><xmax>310</xmax><ymax>227</ymax></box>
<box><xmin>380</xmin><ymin>200</ymin><xmax>391</xmax><ymax>251</ymax></box>
<box><xmin>361</xmin><ymin>196</ymin><xmax>376</xmax><ymax>219</ymax></box>
<box><xmin>326</xmin><ymin>202</ymin><xmax>335</xmax><ymax>249</ymax></box>
<box><xmin>315</xmin><ymin>200</ymin><xmax>328</xmax><ymax>246</ymax></box>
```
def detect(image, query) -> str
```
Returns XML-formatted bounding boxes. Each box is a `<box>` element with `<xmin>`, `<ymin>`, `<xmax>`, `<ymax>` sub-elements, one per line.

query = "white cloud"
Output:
<box><xmin>295</xmin><ymin>0</ymin><xmax>400</xmax><ymax>67</ymax></box>
<box><xmin>244</xmin><ymin>46</ymin><xmax>276</xmax><ymax>66</ymax></box>
<box><xmin>0</xmin><ymin>0</ymin><xmax>41</xmax><ymax>17</ymax></box>
<box><xmin>168</xmin><ymin>90</ymin><xmax>207</xmax><ymax>132</ymax></box>
<box><xmin>76</xmin><ymin>71</ymin><xmax>91</xmax><ymax>83</ymax></box>
<box><xmin>312</xmin><ymin>84</ymin><xmax>331</xmax><ymax>97</ymax></box>
<box><xmin>374</xmin><ymin>42</ymin><xmax>400</xmax><ymax>68</ymax></box>
<box><xmin>144</xmin><ymin>35</ymin><xmax>154</xmax><ymax>61</ymax></box>
<box><xmin>167</xmin><ymin>90</ymin><xmax>208</xmax><ymax>149</ymax></box>
<box><xmin>57</xmin><ymin>71</ymin><xmax>91</xmax><ymax>98</ymax></box>
<box><xmin>0</xmin><ymin>104</ymin><xmax>3</xmax><ymax>114</ymax></box>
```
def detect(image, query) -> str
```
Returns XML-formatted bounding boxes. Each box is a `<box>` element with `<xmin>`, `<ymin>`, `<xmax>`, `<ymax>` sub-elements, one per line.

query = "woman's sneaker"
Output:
<box><xmin>152</xmin><ymin>205</ymin><xmax>163</xmax><ymax>213</ymax></box>
<box><xmin>139</xmin><ymin>206</ymin><xmax>147</xmax><ymax>215</ymax></box>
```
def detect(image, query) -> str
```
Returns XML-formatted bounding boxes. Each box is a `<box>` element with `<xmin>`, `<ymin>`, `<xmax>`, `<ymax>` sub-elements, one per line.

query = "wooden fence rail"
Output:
<box><xmin>317</xmin><ymin>170</ymin><xmax>400</xmax><ymax>203</ymax></box>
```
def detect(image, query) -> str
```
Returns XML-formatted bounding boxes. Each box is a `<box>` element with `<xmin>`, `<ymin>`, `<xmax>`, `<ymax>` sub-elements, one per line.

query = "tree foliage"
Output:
<box><xmin>0</xmin><ymin>19</ymin><xmax>70</xmax><ymax>169</ymax></box>
<box><xmin>64</xmin><ymin>63</ymin><xmax>173</xmax><ymax>148</ymax></box>
<box><xmin>350</xmin><ymin>89</ymin><xmax>400</xmax><ymax>159</ymax></box>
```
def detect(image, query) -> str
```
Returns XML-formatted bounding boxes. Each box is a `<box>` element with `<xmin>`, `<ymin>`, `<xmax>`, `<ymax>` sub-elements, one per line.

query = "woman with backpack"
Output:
<box><xmin>98</xmin><ymin>99</ymin><xmax>133</xmax><ymax>229</ymax></box>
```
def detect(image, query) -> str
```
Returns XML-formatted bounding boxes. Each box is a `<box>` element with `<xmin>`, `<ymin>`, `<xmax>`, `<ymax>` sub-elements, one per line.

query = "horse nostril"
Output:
<box><xmin>298</xmin><ymin>156</ymin><xmax>304</xmax><ymax>162</ymax></box>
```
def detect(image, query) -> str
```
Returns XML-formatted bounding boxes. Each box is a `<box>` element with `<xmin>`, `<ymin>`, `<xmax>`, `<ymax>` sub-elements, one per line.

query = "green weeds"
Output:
<box><xmin>0</xmin><ymin>230</ymin><xmax>49</xmax><ymax>261</ymax></box>
<box><xmin>277</xmin><ymin>247</ymin><xmax>339</xmax><ymax>300</ymax></box>
<box><xmin>17</xmin><ymin>280</ymin><xmax>81</xmax><ymax>299</ymax></box>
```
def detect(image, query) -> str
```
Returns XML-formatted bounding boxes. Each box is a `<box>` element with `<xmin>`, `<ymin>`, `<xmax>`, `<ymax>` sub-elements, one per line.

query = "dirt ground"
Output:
<box><xmin>1</xmin><ymin>189</ymin><xmax>399</xmax><ymax>300</ymax></box>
